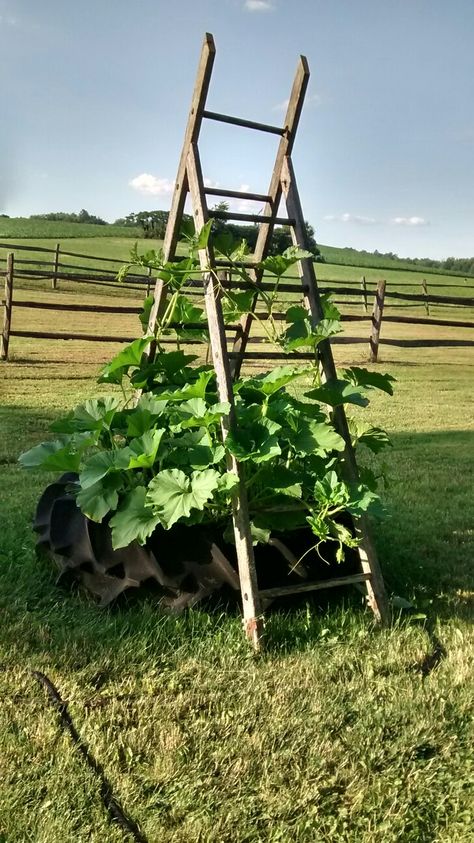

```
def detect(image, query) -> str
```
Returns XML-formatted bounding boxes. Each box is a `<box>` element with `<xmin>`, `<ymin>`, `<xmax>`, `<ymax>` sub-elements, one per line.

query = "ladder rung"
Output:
<box><xmin>214</xmin><ymin>258</ymin><xmax>255</xmax><ymax>269</ymax></box>
<box><xmin>203</xmin><ymin>110</ymin><xmax>285</xmax><ymax>136</ymax></box>
<box><xmin>204</xmin><ymin>187</ymin><xmax>272</xmax><ymax>204</ymax></box>
<box><xmin>209</xmin><ymin>210</ymin><xmax>294</xmax><ymax>226</ymax></box>
<box><xmin>228</xmin><ymin>352</ymin><xmax>316</xmax><ymax>360</ymax></box>
<box><xmin>259</xmin><ymin>573</ymin><xmax>371</xmax><ymax>600</ymax></box>
<box><xmin>219</xmin><ymin>279</ymin><xmax>307</xmax><ymax>293</ymax></box>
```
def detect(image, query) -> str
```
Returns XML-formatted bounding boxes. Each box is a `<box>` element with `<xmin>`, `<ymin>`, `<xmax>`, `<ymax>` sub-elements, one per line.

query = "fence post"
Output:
<box><xmin>1</xmin><ymin>252</ymin><xmax>14</xmax><ymax>361</ymax></box>
<box><xmin>421</xmin><ymin>278</ymin><xmax>429</xmax><ymax>315</ymax></box>
<box><xmin>51</xmin><ymin>242</ymin><xmax>60</xmax><ymax>290</ymax></box>
<box><xmin>360</xmin><ymin>275</ymin><xmax>368</xmax><ymax>312</ymax></box>
<box><xmin>147</xmin><ymin>266</ymin><xmax>152</xmax><ymax>297</ymax></box>
<box><xmin>369</xmin><ymin>279</ymin><xmax>386</xmax><ymax>363</ymax></box>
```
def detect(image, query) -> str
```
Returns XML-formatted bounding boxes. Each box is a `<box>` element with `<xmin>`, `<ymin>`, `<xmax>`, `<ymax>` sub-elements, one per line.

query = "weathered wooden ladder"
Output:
<box><xmin>148</xmin><ymin>33</ymin><xmax>390</xmax><ymax>648</ymax></box>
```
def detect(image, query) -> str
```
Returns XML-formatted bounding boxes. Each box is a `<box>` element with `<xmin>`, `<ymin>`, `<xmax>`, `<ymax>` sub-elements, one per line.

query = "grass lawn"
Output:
<box><xmin>0</xmin><ymin>276</ymin><xmax>473</xmax><ymax>841</ymax></box>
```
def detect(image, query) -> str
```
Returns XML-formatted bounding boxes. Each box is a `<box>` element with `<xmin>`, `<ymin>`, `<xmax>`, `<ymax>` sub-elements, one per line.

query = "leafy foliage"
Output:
<box><xmin>20</xmin><ymin>230</ymin><xmax>394</xmax><ymax>559</ymax></box>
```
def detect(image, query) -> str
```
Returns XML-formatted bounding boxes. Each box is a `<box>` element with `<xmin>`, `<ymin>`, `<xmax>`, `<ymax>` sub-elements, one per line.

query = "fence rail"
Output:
<box><xmin>1</xmin><ymin>241</ymin><xmax>474</xmax><ymax>362</ymax></box>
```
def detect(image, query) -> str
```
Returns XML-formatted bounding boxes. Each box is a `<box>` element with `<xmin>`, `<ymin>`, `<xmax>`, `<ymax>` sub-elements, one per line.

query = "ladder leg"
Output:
<box><xmin>280</xmin><ymin>155</ymin><xmax>391</xmax><ymax>626</ymax></box>
<box><xmin>186</xmin><ymin>143</ymin><xmax>264</xmax><ymax>648</ymax></box>
<box><xmin>230</xmin><ymin>55</ymin><xmax>310</xmax><ymax>379</ymax></box>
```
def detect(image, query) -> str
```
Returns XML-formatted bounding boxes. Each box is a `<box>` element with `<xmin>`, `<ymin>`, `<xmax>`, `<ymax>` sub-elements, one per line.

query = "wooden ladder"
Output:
<box><xmin>148</xmin><ymin>33</ymin><xmax>390</xmax><ymax>648</ymax></box>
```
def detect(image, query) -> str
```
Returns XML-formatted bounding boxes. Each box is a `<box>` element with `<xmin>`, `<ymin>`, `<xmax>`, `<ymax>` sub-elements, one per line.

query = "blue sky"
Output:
<box><xmin>1</xmin><ymin>0</ymin><xmax>473</xmax><ymax>259</ymax></box>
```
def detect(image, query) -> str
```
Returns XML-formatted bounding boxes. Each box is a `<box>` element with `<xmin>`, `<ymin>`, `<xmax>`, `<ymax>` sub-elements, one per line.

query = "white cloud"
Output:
<box><xmin>244</xmin><ymin>0</ymin><xmax>274</xmax><ymax>11</ymax></box>
<box><xmin>129</xmin><ymin>173</ymin><xmax>174</xmax><ymax>195</ymax></box>
<box><xmin>272</xmin><ymin>98</ymin><xmax>289</xmax><ymax>113</ymax></box>
<box><xmin>272</xmin><ymin>91</ymin><xmax>324</xmax><ymax>113</ymax></box>
<box><xmin>203</xmin><ymin>177</ymin><xmax>220</xmax><ymax>189</ymax></box>
<box><xmin>324</xmin><ymin>213</ymin><xmax>377</xmax><ymax>225</ymax></box>
<box><xmin>391</xmin><ymin>216</ymin><xmax>429</xmax><ymax>226</ymax></box>
<box><xmin>0</xmin><ymin>14</ymin><xmax>18</xmax><ymax>26</ymax></box>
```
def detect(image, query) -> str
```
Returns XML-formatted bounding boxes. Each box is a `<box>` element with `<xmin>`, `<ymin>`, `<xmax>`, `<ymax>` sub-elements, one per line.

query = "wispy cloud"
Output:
<box><xmin>129</xmin><ymin>173</ymin><xmax>174</xmax><ymax>196</ymax></box>
<box><xmin>324</xmin><ymin>213</ymin><xmax>377</xmax><ymax>225</ymax></box>
<box><xmin>391</xmin><ymin>216</ymin><xmax>429</xmax><ymax>226</ymax></box>
<box><xmin>272</xmin><ymin>92</ymin><xmax>324</xmax><ymax>112</ymax></box>
<box><xmin>0</xmin><ymin>13</ymin><xmax>18</xmax><ymax>26</ymax></box>
<box><xmin>244</xmin><ymin>0</ymin><xmax>275</xmax><ymax>12</ymax></box>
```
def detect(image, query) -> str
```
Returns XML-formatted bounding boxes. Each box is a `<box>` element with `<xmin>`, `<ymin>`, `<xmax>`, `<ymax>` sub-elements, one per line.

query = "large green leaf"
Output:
<box><xmin>157</xmin><ymin>370</ymin><xmax>215</xmax><ymax>402</ymax></box>
<box><xmin>99</xmin><ymin>336</ymin><xmax>152</xmax><ymax>382</ymax></box>
<box><xmin>234</xmin><ymin>366</ymin><xmax>309</xmax><ymax>399</ymax></box>
<box><xmin>79</xmin><ymin>449</ymin><xmax>130</xmax><ymax>490</ymax></box>
<box><xmin>314</xmin><ymin>471</ymin><xmax>349</xmax><ymax>506</ymax></box>
<box><xmin>348</xmin><ymin>419</ymin><xmax>392</xmax><ymax>453</ymax></box>
<box><xmin>221</xmin><ymin>289</ymin><xmax>255</xmax><ymax>323</ymax></box>
<box><xmin>252</xmin><ymin>465</ymin><xmax>302</xmax><ymax>499</ymax></box>
<box><xmin>19</xmin><ymin>439</ymin><xmax>82</xmax><ymax>473</ymax></box>
<box><xmin>172</xmin><ymin>442</ymin><xmax>226</xmax><ymax>470</ymax></box>
<box><xmin>258</xmin><ymin>246</ymin><xmax>312</xmax><ymax>277</ymax></box>
<box><xmin>76</xmin><ymin>473</ymin><xmax>123</xmax><ymax>523</ymax></box>
<box><xmin>195</xmin><ymin>220</ymin><xmax>213</xmax><ymax>251</ymax></box>
<box><xmin>139</xmin><ymin>295</ymin><xmax>154</xmax><ymax>331</ymax></box>
<box><xmin>347</xmin><ymin>485</ymin><xmax>380</xmax><ymax>517</ymax></box>
<box><xmin>283</xmin><ymin>419</ymin><xmax>345</xmax><ymax>456</ymax></box>
<box><xmin>283</xmin><ymin>316</ymin><xmax>341</xmax><ymax>351</ymax></box>
<box><xmin>51</xmin><ymin>397</ymin><xmax>121</xmax><ymax>434</ymax></box>
<box><xmin>147</xmin><ymin>468</ymin><xmax>220</xmax><ymax>529</ymax></box>
<box><xmin>305</xmin><ymin>379</ymin><xmax>369</xmax><ymax>408</ymax></box>
<box><xmin>109</xmin><ymin>486</ymin><xmax>161</xmax><ymax>549</ymax></box>
<box><xmin>343</xmin><ymin>367</ymin><xmax>396</xmax><ymax>395</ymax></box>
<box><xmin>125</xmin><ymin>398</ymin><xmax>168</xmax><ymax>438</ymax></box>
<box><xmin>126</xmin><ymin>429</ymin><xmax>166</xmax><ymax>469</ymax></box>
<box><xmin>225</xmin><ymin>418</ymin><xmax>281</xmax><ymax>463</ymax></box>
<box><xmin>175</xmin><ymin>398</ymin><xmax>230</xmax><ymax>429</ymax></box>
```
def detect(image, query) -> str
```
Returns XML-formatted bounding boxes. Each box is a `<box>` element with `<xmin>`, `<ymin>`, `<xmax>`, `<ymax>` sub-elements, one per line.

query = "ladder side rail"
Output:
<box><xmin>230</xmin><ymin>55</ymin><xmax>310</xmax><ymax>378</ymax></box>
<box><xmin>186</xmin><ymin>142</ymin><xmax>264</xmax><ymax>649</ymax></box>
<box><xmin>147</xmin><ymin>33</ymin><xmax>216</xmax><ymax>337</ymax></box>
<box><xmin>280</xmin><ymin>155</ymin><xmax>390</xmax><ymax>625</ymax></box>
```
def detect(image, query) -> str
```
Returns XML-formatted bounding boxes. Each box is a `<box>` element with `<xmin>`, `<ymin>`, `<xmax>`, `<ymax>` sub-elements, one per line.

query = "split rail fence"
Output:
<box><xmin>2</xmin><ymin>241</ymin><xmax>474</xmax><ymax>362</ymax></box>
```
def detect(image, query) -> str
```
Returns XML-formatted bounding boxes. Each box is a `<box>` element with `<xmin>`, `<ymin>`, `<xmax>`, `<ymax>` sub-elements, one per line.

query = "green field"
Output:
<box><xmin>0</xmin><ymin>218</ymin><xmax>140</xmax><ymax>240</ymax></box>
<box><xmin>1</xmin><ymin>261</ymin><xmax>473</xmax><ymax>841</ymax></box>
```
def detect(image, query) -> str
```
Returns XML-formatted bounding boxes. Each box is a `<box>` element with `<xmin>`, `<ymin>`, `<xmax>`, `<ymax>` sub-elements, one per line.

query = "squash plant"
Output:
<box><xmin>20</xmin><ymin>225</ymin><xmax>394</xmax><ymax>564</ymax></box>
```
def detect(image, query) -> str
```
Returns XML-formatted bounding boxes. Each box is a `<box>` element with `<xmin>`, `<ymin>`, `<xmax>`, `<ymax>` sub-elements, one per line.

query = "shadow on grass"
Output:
<box><xmin>0</xmin><ymin>405</ymin><xmax>473</xmax><ymax>663</ymax></box>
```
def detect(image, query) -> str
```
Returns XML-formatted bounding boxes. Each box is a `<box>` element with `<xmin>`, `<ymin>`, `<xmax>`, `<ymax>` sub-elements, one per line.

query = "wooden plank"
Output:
<box><xmin>381</xmin><ymin>314</ymin><xmax>474</xmax><ymax>329</ymax></box>
<box><xmin>230</xmin><ymin>54</ymin><xmax>311</xmax><ymax>377</ymax></box>
<box><xmin>385</xmin><ymin>289</ymin><xmax>474</xmax><ymax>306</ymax></box>
<box><xmin>280</xmin><ymin>155</ymin><xmax>390</xmax><ymax>626</ymax></box>
<box><xmin>9</xmin><ymin>300</ymin><xmax>143</xmax><ymax>314</ymax></box>
<box><xmin>421</xmin><ymin>278</ymin><xmax>430</xmax><ymax>315</ymax></box>
<box><xmin>146</xmin><ymin>34</ymin><xmax>216</xmax><ymax>342</ymax></box>
<box><xmin>0</xmin><ymin>241</ymin><xmax>55</xmax><ymax>254</ymax></box>
<box><xmin>208</xmin><ymin>210</ymin><xmax>294</xmax><ymax>225</ymax></box>
<box><xmin>186</xmin><ymin>142</ymin><xmax>263</xmax><ymax>649</ymax></box>
<box><xmin>369</xmin><ymin>280</ymin><xmax>386</xmax><ymax>363</ymax></box>
<box><xmin>14</xmin><ymin>267</ymin><xmax>147</xmax><ymax>285</ymax></box>
<box><xmin>10</xmin><ymin>330</ymin><xmax>136</xmax><ymax>343</ymax></box>
<box><xmin>51</xmin><ymin>242</ymin><xmax>60</xmax><ymax>290</ymax></box>
<box><xmin>202</xmin><ymin>110</ymin><xmax>284</xmax><ymax>135</ymax></box>
<box><xmin>259</xmin><ymin>573</ymin><xmax>371</xmax><ymax>600</ymax></box>
<box><xmin>380</xmin><ymin>338</ymin><xmax>474</xmax><ymax>348</ymax></box>
<box><xmin>204</xmin><ymin>187</ymin><xmax>271</xmax><ymax>203</ymax></box>
<box><xmin>361</xmin><ymin>275</ymin><xmax>368</xmax><ymax>312</ymax></box>
<box><xmin>1</xmin><ymin>253</ymin><xmax>14</xmax><ymax>360</ymax></box>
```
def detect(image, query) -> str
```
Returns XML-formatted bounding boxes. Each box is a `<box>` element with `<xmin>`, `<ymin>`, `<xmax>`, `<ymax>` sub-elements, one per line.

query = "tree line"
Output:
<box><xmin>115</xmin><ymin>206</ymin><xmax>323</xmax><ymax>258</ymax></box>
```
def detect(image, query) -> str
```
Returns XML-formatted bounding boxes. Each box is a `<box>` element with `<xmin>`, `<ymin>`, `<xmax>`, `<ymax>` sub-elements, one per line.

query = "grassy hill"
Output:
<box><xmin>319</xmin><ymin>244</ymin><xmax>473</xmax><ymax>277</ymax></box>
<box><xmin>0</xmin><ymin>217</ymin><xmax>140</xmax><ymax>239</ymax></box>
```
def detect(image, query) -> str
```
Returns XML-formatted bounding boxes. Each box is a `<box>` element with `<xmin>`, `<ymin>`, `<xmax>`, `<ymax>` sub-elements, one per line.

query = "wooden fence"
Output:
<box><xmin>2</xmin><ymin>242</ymin><xmax>474</xmax><ymax>362</ymax></box>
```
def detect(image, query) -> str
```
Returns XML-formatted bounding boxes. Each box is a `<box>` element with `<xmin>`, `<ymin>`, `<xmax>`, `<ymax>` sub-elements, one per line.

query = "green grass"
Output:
<box><xmin>0</xmin><ymin>218</ymin><xmax>140</xmax><ymax>239</ymax></box>
<box><xmin>1</xmin><ymin>287</ymin><xmax>474</xmax><ymax>841</ymax></box>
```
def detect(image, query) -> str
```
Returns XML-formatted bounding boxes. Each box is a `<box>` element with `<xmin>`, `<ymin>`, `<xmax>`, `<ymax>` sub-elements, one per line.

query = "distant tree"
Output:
<box><xmin>30</xmin><ymin>209</ymin><xmax>107</xmax><ymax>225</ymax></box>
